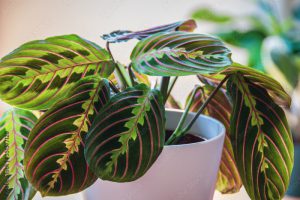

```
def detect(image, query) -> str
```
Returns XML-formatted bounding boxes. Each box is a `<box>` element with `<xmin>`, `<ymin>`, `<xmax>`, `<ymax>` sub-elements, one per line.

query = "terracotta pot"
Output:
<box><xmin>84</xmin><ymin>109</ymin><xmax>225</xmax><ymax>200</ymax></box>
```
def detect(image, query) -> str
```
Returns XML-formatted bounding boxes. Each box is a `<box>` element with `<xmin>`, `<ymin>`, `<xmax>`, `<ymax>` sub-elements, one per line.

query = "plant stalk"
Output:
<box><xmin>109</xmin><ymin>80</ymin><xmax>120</xmax><ymax>93</ymax></box>
<box><xmin>106</xmin><ymin>42</ymin><xmax>129</xmax><ymax>89</ymax></box>
<box><xmin>166</xmin><ymin>85</ymin><xmax>202</xmax><ymax>145</ymax></box>
<box><xmin>24</xmin><ymin>184</ymin><xmax>36</xmax><ymax>200</ymax></box>
<box><xmin>159</xmin><ymin>77</ymin><xmax>170</xmax><ymax>104</ymax></box>
<box><xmin>166</xmin><ymin>76</ymin><xmax>229</xmax><ymax>145</ymax></box>
<box><xmin>166</xmin><ymin>76</ymin><xmax>178</xmax><ymax>100</ymax></box>
<box><xmin>181</xmin><ymin>76</ymin><xmax>229</xmax><ymax>137</ymax></box>
<box><xmin>128</xmin><ymin>63</ymin><xmax>137</xmax><ymax>86</ymax></box>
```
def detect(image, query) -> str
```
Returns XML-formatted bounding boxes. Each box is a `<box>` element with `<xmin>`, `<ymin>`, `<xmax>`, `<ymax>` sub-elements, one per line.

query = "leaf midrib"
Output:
<box><xmin>45</xmin><ymin>80</ymin><xmax>103</xmax><ymax>193</ymax></box>
<box><xmin>234</xmin><ymin>75</ymin><xmax>270</xmax><ymax>199</ymax></box>
<box><xmin>8</xmin><ymin>111</ymin><xmax>25</xmax><ymax>199</ymax></box>
<box><xmin>105</xmin><ymin>92</ymin><xmax>149</xmax><ymax>174</ymax></box>
<box><xmin>3</xmin><ymin>59</ymin><xmax>112</xmax><ymax>82</ymax></box>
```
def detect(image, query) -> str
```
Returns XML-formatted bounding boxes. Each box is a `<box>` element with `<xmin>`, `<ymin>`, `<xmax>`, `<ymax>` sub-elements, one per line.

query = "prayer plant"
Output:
<box><xmin>0</xmin><ymin>19</ymin><xmax>294</xmax><ymax>200</ymax></box>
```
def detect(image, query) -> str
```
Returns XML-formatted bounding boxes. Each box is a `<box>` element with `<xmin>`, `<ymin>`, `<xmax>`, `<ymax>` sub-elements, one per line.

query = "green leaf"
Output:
<box><xmin>222</xmin><ymin>64</ymin><xmax>291</xmax><ymax>107</ymax></box>
<box><xmin>192</xmin><ymin>8</ymin><xmax>232</xmax><ymax>23</ymax></box>
<box><xmin>0</xmin><ymin>34</ymin><xmax>115</xmax><ymax>110</ymax></box>
<box><xmin>85</xmin><ymin>84</ymin><xmax>165</xmax><ymax>182</ymax></box>
<box><xmin>0</xmin><ymin>108</ymin><xmax>37</xmax><ymax>200</ymax></box>
<box><xmin>130</xmin><ymin>31</ymin><xmax>232</xmax><ymax>76</ymax></box>
<box><xmin>101</xmin><ymin>19</ymin><xmax>197</xmax><ymax>43</ymax></box>
<box><xmin>24</xmin><ymin>76</ymin><xmax>110</xmax><ymax>196</ymax></box>
<box><xmin>227</xmin><ymin>73</ymin><xmax>294</xmax><ymax>200</ymax></box>
<box><xmin>186</xmin><ymin>85</ymin><xmax>242</xmax><ymax>194</ymax></box>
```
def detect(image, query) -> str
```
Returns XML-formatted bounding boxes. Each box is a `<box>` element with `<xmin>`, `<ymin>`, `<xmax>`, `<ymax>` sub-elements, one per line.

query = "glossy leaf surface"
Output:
<box><xmin>227</xmin><ymin>74</ymin><xmax>293</xmax><ymax>200</ymax></box>
<box><xmin>24</xmin><ymin>76</ymin><xmax>110</xmax><ymax>196</ymax></box>
<box><xmin>85</xmin><ymin>84</ymin><xmax>165</xmax><ymax>182</ymax></box>
<box><xmin>131</xmin><ymin>31</ymin><xmax>232</xmax><ymax>76</ymax></box>
<box><xmin>0</xmin><ymin>35</ymin><xmax>115</xmax><ymax>110</ymax></box>
<box><xmin>223</xmin><ymin>64</ymin><xmax>291</xmax><ymax>107</ymax></box>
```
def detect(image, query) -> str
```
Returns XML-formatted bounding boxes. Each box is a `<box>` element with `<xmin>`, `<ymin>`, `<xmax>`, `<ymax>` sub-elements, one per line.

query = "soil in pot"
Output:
<box><xmin>165</xmin><ymin>130</ymin><xmax>205</xmax><ymax>145</ymax></box>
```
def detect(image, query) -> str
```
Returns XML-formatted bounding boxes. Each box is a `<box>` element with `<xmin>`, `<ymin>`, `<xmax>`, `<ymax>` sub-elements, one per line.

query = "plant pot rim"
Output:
<box><xmin>164</xmin><ymin>108</ymin><xmax>225</xmax><ymax>149</ymax></box>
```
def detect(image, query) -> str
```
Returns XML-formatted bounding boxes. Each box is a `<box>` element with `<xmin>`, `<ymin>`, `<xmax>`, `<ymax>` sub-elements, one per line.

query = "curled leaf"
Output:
<box><xmin>101</xmin><ymin>19</ymin><xmax>197</xmax><ymax>43</ymax></box>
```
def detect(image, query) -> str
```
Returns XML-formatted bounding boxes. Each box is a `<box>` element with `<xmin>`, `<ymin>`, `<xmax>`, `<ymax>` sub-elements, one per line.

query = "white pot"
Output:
<box><xmin>84</xmin><ymin>109</ymin><xmax>225</xmax><ymax>200</ymax></box>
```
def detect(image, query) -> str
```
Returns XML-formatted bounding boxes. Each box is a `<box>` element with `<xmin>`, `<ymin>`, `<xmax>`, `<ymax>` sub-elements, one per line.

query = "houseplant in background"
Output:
<box><xmin>192</xmin><ymin>0</ymin><xmax>300</xmax><ymax>197</ymax></box>
<box><xmin>0</xmin><ymin>19</ymin><xmax>293</xmax><ymax>200</ymax></box>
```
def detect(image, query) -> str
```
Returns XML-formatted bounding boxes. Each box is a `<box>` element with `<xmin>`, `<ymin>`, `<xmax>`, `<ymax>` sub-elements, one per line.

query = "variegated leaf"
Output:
<box><xmin>227</xmin><ymin>73</ymin><xmax>294</xmax><ymax>200</ymax></box>
<box><xmin>130</xmin><ymin>31</ymin><xmax>232</xmax><ymax>76</ymax></box>
<box><xmin>101</xmin><ymin>19</ymin><xmax>197</xmax><ymax>43</ymax></box>
<box><xmin>187</xmin><ymin>85</ymin><xmax>242</xmax><ymax>194</ymax></box>
<box><xmin>0</xmin><ymin>34</ymin><xmax>115</xmax><ymax>110</ymax></box>
<box><xmin>24</xmin><ymin>76</ymin><xmax>110</xmax><ymax>196</ymax></box>
<box><xmin>85</xmin><ymin>84</ymin><xmax>165</xmax><ymax>182</ymax></box>
<box><xmin>222</xmin><ymin>64</ymin><xmax>291</xmax><ymax>107</ymax></box>
<box><xmin>0</xmin><ymin>108</ymin><xmax>37</xmax><ymax>200</ymax></box>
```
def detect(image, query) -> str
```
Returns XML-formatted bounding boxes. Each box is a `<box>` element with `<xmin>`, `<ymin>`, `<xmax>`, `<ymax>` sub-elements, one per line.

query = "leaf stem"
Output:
<box><xmin>159</xmin><ymin>77</ymin><xmax>170</xmax><ymax>104</ymax></box>
<box><xmin>166</xmin><ymin>85</ymin><xmax>202</xmax><ymax>145</ymax></box>
<box><xmin>109</xmin><ymin>80</ymin><xmax>120</xmax><ymax>93</ymax></box>
<box><xmin>182</xmin><ymin>76</ymin><xmax>229</xmax><ymax>135</ymax></box>
<box><xmin>24</xmin><ymin>184</ymin><xmax>36</xmax><ymax>200</ymax></box>
<box><xmin>166</xmin><ymin>76</ymin><xmax>178</xmax><ymax>100</ymax></box>
<box><xmin>106</xmin><ymin>42</ymin><xmax>129</xmax><ymax>89</ymax></box>
<box><xmin>128</xmin><ymin>63</ymin><xmax>137</xmax><ymax>86</ymax></box>
<box><xmin>166</xmin><ymin>76</ymin><xmax>229</xmax><ymax>145</ymax></box>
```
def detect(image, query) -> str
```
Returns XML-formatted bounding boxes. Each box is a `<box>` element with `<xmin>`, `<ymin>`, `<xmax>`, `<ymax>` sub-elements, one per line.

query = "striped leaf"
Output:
<box><xmin>85</xmin><ymin>84</ymin><xmax>165</xmax><ymax>182</ymax></box>
<box><xmin>130</xmin><ymin>31</ymin><xmax>232</xmax><ymax>76</ymax></box>
<box><xmin>0</xmin><ymin>108</ymin><xmax>37</xmax><ymax>200</ymax></box>
<box><xmin>101</xmin><ymin>19</ymin><xmax>197</xmax><ymax>43</ymax></box>
<box><xmin>222</xmin><ymin>64</ymin><xmax>291</xmax><ymax>107</ymax></box>
<box><xmin>0</xmin><ymin>34</ymin><xmax>115</xmax><ymax>110</ymax></box>
<box><xmin>227</xmin><ymin>73</ymin><xmax>294</xmax><ymax>200</ymax></box>
<box><xmin>187</xmin><ymin>86</ymin><xmax>242</xmax><ymax>194</ymax></box>
<box><xmin>24</xmin><ymin>76</ymin><xmax>110</xmax><ymax>196</ymax></box>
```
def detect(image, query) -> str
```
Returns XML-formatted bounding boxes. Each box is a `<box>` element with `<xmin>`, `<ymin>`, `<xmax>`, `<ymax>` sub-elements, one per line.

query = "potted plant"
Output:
<box><xmin>193</xmin><ymin>1</ymin><xmax>300</xmax><ymax>197</ymax></box>
<box><xmin>0</xmin><ymin>19</ymin><xmax>293</xmax><ymax>200</ymax></box>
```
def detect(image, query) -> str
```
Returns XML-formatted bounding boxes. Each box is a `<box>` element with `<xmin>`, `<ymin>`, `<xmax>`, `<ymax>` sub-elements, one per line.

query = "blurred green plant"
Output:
<box><xmin>192</xmin><ymin>0</ymin><xmax>300</xmax><ymax>89</ymax></box>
